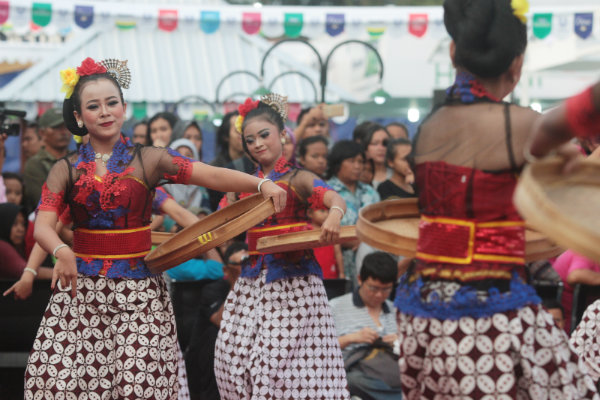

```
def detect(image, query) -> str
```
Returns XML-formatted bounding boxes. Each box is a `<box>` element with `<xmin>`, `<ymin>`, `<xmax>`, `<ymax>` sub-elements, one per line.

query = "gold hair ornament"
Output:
<box><xmin>261</xmin><ymin>93</ymin><xmax>288</xmax><ymax>122</ymax></box>
<box><xmin>99</xmin><ymin>59</ymin><xmax>131</xmax><ymax>89</ymax></box>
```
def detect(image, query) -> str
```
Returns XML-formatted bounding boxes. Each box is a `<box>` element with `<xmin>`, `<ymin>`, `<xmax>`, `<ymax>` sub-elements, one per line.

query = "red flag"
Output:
<box><xmin>0</xmin><ymin>2</ymin><xmax>9</xmax><ymax>25</ymax></box>
<box><xmin>158</xmin><ymin>9</ymin><xmax>178</xmax><ymax>32</ymax></box>
<box><xmin>409</xmin><ymin>13</ymin><xmax>428</xmax><ymax>38</ymax></box>
<box><xmin>242</xmin><ymin>12</ymin><xmax>261</xmax><ymax>35</ymax></box>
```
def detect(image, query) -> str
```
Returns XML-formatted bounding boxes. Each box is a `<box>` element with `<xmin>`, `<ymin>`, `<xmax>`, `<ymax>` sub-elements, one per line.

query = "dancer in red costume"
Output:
<box><xmin>214</xmin><ymin>95</ymin><xmax>350</xmax><ymax>399</ymax></box>
<box><xmin>393</xmin><ymin>1</ymin><xmax>599</xmax><ymax>398</ymax></box>
<box><xmin>24</xmin><ymin>58</ymin><xmax>285</xmax><ymax>400</ymax></box>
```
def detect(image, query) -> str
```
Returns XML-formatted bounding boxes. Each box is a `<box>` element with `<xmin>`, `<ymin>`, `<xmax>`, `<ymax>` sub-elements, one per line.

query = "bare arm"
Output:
<box><xmin>188</xmin><ymin>162</ymin><xmax>286</xmax><ymax>212</ymax></box>
<box><xmin>209</xmin><ymin>303</ymin><xmax>225</xmax><ymax>327</ymax></box>
<box><xmin>160</xmin><ymin>198</ymin><xmax>199</xmax><ymax>228</ymax></box>
<box><xmin>566</xmin><ymin>269</ymin><xmax>600</xmax><ymax>287</ymax></box>
<box><xmin>35</xmin><ymin>210</ymin><xmax>77</xmax><ymax>298</ymax></box>
<box><xmin>334</xmin><ymin>244</ymin><xmax>345</xmax><ymax>278</ymax></box>
<box><xmin>3</xmin><ymin>242</ymin><xmax>54</xmax><ymax>300</ymax></box>
<box><xmin>319</xmin><ymin>190</ymin><xmax>346</xmax><ymax>243</ymax></box>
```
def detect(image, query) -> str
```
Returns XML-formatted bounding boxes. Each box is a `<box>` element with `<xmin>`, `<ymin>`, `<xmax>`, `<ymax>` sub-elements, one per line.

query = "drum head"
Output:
<box><xmin>357</xmin><ymin>198</ymin><xmax>561</xmax><ymax>261</ymax></box>
<box><xmin>256</xmin><ymin>226</ymin><xmax>357</xmax><ymax>253</ymax></box>
<box><xmin>514</xmin><ymin>156</ymin><xmax>600</xmax><ymax>262</ymax></box>
<box><xmin>145</xmin><ymin>194</ymin><xmax>275</xmax><ymax>273</ymax></box>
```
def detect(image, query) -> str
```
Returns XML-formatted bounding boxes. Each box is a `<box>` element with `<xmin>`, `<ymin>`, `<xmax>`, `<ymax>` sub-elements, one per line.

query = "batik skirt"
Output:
<box><xmin>570</xmin><ymin>299</ymin><xmax>600</xmax><ymax>383</ymax></box>
<box><xmin>214</xmin><ymin>271</ymin><xmax>350</xmax><ymax>400</ymax></box>
<box><xmin>397</xmin><ymin>303</ymin><xmax>599</xmax><ymax>399</ymax></box>
<box><xmin>24</xmin><ymin>274</ymin><xmax>180</xmax><ymax>400</ymax></box>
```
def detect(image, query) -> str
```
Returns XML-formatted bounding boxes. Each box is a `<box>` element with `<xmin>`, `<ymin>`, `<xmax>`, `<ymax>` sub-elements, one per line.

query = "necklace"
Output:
<box><xmin>95</xmin><ymin>151</ymin><xmax>112</xmax><ymax>165</ymax></box>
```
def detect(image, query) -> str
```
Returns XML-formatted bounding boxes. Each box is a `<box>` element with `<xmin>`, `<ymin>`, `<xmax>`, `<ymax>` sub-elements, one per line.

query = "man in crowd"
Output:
<box><xmin>23</xmin><ymin>108</ymin><xmax>70</xmax><ymax>211</ymax></box>
<box><xmin>330</xmin><ymin>251</ymin><xmax>402</xmax><ymax>400</ymax></box>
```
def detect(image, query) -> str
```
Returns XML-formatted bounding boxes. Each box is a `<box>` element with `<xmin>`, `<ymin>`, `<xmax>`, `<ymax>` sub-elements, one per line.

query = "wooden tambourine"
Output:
<box><xmin>145</xmin><ymin>194</ymin><xmax>275</xmax><ymax>273</ymax></box>
<box><xmin>256</xmin><ymin>226</ymin><xmax>357</xmax><ymax>254</ymax></box>
<box><xmin>514</xmin><ymin>156</ymin><xmax>600</xmax><ymax>262</ymax></box>
<box><xmin>356</xmin><ymin>198</ymin><xmax>562</xmax><ymax>262</ymax></box>
<box><xmin>151</xmin><ymin>231</ymin><xmax>173</xmax><ymax>246</ymax></box>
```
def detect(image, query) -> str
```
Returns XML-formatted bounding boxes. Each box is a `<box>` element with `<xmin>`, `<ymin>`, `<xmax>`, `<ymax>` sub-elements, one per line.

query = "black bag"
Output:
<box><xmin>344</xmin><ymin>338</ymin><xmax>402</xmax><ymax>388</ymax></box>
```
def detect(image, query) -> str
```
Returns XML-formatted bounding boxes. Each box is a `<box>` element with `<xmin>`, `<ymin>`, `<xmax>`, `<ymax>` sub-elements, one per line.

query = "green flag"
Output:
<box><xmin>533</xmin><ymin>13</ymin><xmax>553</xmax><ymax>39</ymax></box>
<box><xmin>284</xmin><ymin>13</ymin><xmax>303</xmax><ymax>38</ymax></box>
<box><xmin>32</xmin><ymin>3</ymin><xmax>52</xmax><ymax>27</ymax></box>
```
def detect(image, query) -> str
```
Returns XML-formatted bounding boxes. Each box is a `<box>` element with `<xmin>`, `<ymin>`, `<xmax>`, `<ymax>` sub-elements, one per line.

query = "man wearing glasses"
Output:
<box><xmin>330</xmin><ymin>252</ymin><xmax>402</xmax><ymax>400</ymax></box>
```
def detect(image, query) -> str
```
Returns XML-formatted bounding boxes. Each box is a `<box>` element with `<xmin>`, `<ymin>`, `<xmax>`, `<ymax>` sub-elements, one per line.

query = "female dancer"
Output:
<box><xmin>214</xmin><ymin>95</ymin><xmax>350</xmax><ymax>399</ymax></box>
<box><xmin>24</xmin><ymin>57</ymin><xmax>285</xmax><ymax>399</ymax></box>
<box><xmin>394</xmin><ymin>1</ymin><xmax>598</xmax><ymax>398</ymax></box>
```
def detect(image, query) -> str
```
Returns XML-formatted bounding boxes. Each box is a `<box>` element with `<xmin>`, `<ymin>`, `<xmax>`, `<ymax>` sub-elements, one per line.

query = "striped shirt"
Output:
<box><xmin>329</xmin><ymin>289</ymin><xmax>397</xmax><ymax>357</ymax></box>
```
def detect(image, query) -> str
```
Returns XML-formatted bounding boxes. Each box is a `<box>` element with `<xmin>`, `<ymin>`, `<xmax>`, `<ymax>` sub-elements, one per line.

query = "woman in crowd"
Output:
<box><xmin>211</xmin><ymin>110</ymin><xmax>242</xmax><ymax>168</ymax></box>
<box><xmin>177</xmin><ymin>120</ymin><xmax>203</xmax><ymax>161</ymax></box>
<box><xmin>2</xmin><ymin>172</ymin><xmax>25</xmax><ymax>206</ymax></box>
<box><xmin>147</xmin><ymin>111</ymin><xmax>179</xmax><ymax>147</ymax></box>
<box><xmin>394</xmin><ymin>0</ymin><xmax>598</xmax><ymax>398</ymax></box>
<box><xmin>214</xmin><ymin>95</ymin><xmax>349</xmax><ymax>400</ymax></box>
<box><xmin>131</xmin><ymin>120</ymin><xmax>149</xmax><ymax>145</ymax></box>
<box><xmin>282</xmin><ymin>126</ymin><xmax>297</xmax><ymax>165</ymax></box>
<box><xmin>353</xmin><ymin>121</ymin><xmax>392</xmax><ymax>188</ymax></box>
<box><xmin>0</xmin><ymin>203</ymin><xmax>28</xmax><ymax>279</ymax></box>
<box><xmin>377</xmin><ymin>138</ymin><xmax>415</xmax><ymax>200</ymax></box>
<box><xmin>326</xmin><ymin>140</ymin><xmax>380</xmax><ymax>286</ymax></box>
<box><xmin>298</xmin><ymin>135</ymin><xmax>328</xmax><ymax>178</ymax></box>
<box><xmin>24</xmin><ymin>57</ymin><xmax>285</xmax><ymax>399</ymax></box>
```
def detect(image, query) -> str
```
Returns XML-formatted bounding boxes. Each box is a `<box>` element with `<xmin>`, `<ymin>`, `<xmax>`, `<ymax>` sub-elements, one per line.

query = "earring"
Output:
<box><xmin>77</xmin><ymin>121</ymin><xmax>83</xmax><ymax>128</ymax></box>
<box><xmin>281</xmin><ymin>137</ymin><xmax>286</xmax><ymax>145</ymax></box>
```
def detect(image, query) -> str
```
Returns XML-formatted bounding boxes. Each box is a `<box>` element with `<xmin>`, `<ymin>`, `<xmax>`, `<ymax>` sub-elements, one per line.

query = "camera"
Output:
<box><xmin>1</xmin><ymin>122</ymin><xmax>20</xmax><ymax>136</ymax></box>
<box><xmin>0</xmin><ymin>104</ymin><xmax>27</xmax><ymax>137</ymax></box>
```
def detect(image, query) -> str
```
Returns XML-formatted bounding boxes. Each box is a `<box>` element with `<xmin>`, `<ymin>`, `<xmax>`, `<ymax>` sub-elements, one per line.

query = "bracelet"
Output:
<box><xmin>330</xmin><ymin>206</ymin><xmax>345</xmax><ymax>218</ymax></box>
<box><xmin>23</xmin><ymin>267</ymin><xmax>38</xmax><ymax>277</ymax></box>
<box><xmin>257</xmin><ymin>178</ymin><xmax>272</xmax><ymax>193</ymax></box>
<box><xmin>53</xmin><ymin>243</ymin><xmax>69</xmax><ymax>258</ymax></box>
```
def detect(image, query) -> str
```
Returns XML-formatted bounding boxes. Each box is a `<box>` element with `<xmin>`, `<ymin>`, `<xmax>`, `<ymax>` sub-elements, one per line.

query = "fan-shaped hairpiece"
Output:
<box><xmin>261</xmin><ymin>93</ymin><xmax>288</xmax><ymax>122</ymax></box>
<box><xmin>99</xmin><ymin>59</ymin><xmax>131</xmax><ymax>89</ymax></box>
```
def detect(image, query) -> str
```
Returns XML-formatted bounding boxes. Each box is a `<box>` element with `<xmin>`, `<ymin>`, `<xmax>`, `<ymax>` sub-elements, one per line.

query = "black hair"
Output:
<box><xmin>240</xmin><ymin>102</ymin><xmax>285</xmax><ymax>164</ymax></box>
<box><xmin>2</xmin><ymin>172</ymin><xmax>23</xmax><ymax>185</ymax></box>
<box><xmin>360</xmin><ymin>251</ymin><xmax>397</xmax><ymax>284</ymax></box>
<box><xmin>542</xmin><ymin>298</ymin><xmax>564</xmax><ymax>314</ymax></box>
<box><xmin>298</xmin><ymin>135</ymin><xmax>329</xmax><ymax>158</ymax></box>
<box><xmin>224</xmin><ymin>241</ymin><xmax>248</xmax><ymax>264</ymax></box>
<box><xmin>352</xmin><ymin>121</ymin><xmax>389</xmax><ymax>152</ymax></box>
<box><xmin>146</xmin><ymin>112</ymin><xmax>179</xmax><ymax>145</ymax></box>
<box><xmin>215</xmin><ymin>110</ymin><xmax>239</xmax><ymax>160</ymax></box>
<box><xmin>444</xmin><ymin>0</ymin><xmax>527</xmax><ymax>78</ymax></box>
<box><xmin>386</xmin><ymin>122</ymin><xmax>409</xmax><ymax>138</ymax></box>
<box><xmin>326</xmin><ymin>140</ymin><xmax>364</xmax><ymax>180</ymax></box>
<box><xmin>385</xmin><ymin>138</ymin><xmax>412</xmax><ymax>164</ymax></box>
<box><xmin>63</xmin><ymin>72</ymin><xmax>125</xmax><ymax>136</ymax></box>
<box><xmin>296</xmin><ymin>107</ymin><xmax>311</xmax><ymax>126</ymax></box>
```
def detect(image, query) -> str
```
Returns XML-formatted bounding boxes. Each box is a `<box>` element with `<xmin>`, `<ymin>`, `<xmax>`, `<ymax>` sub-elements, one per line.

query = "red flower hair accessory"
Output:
<box><xmin>76</xmin><ymin>57</ymin><xmax>107</xmax><ymax>76</ymax></box>
<box><xmin>235</xmin><ymin>98</ymin><xmax>260</xmax><ymax>134</ymax></box>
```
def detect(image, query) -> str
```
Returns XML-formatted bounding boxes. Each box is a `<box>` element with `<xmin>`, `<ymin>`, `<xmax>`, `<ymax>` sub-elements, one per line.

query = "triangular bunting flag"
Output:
<box><xmin>533</xmin><ymin>13</ymin><xmax>553</xmax><ymax>39</ymax></box>
<box><xmin>158</xmin><ymin>9</ymin><xmax>178</xmax><ymax>32</ymax></box>
<box><xmin>409</xmin><ymin>13</ymin><xmax>428</xmax><ymax>38</ymax></box>
<box><xmin>74</xmin><ymin>5</ymin><xmax>93</xmax><ymax>29</ymax></box>
<box><xmin>574</xmin><ymin>12</ymin><xmax>593</xmax><ymax>39</ymax></box>
<box><xmin>326</xmin><ymin>13</ymin><xmax>344</xmax><ymax>37</ymax></box>
<box><xmin>242</xmin><ymin>12</ymin><xmax>261</xmax><ymax>35</ymax></box>
<box><xmin>284</xmin><ymin>13</ymin><xmax>303</xmax><ymax>38</ymax></box>
<box><xmin>200</xmin><ymin>11</ymin><xmax>220</xmax><ymax>34</ymax></box>
<box><xmin>32</xmin><ymin>2</ymin><xmax>52</xmax><ymax>27</ymax></box>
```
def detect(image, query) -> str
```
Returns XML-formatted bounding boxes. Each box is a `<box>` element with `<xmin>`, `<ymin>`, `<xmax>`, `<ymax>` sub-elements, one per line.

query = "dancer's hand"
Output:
<box><xmin>3</xmin><ymin>273</ymin><xmax>35</xmax><ymax>300</ymax></box>
<box><xmin>320</xmin><ymin>210</ymin><xmax>341</xmax><ymax>243</ymax></box>
<box><xmin>260</xmin><ymin>181</ymin><xmax>287</xmax><ymax>213</ymax></box>
<box><xmin>51</xmin><ymin>247</ymin><xmax>77</xmax><ymax>298</ymax></box>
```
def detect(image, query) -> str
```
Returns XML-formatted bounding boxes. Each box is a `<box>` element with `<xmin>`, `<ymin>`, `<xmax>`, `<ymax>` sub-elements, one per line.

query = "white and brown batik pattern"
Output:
<box><xmin>25</xmin><ymin>274</ymin><xmax>180</xmax><ymax>400</ymax></box>
<box><xmin>570</xmin><ymin>300</ymin><xmax>600</xmax><ymax>382</ymax></box>
<box><xmin>214</xmin><ymin>271</ymin><xmax>350</xmax><ymax>400</ymax></box>
<box><xmin>397</xmin><ymin>304</ymin><xmax>599</xmax><ymax>400</ymax></box>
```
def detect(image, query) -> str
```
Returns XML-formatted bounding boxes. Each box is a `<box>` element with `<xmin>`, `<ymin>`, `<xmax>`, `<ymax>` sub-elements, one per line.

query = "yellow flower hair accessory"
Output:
<box><xmin>235</xmin><ymin>115</ymin><xmax>244</xmax><ymax>134</ymax></box>
<box><xmin>60</xmin><ymin>67</ymin><xmax>80</xmax><ymax>99</ymax></box>
<box><xmin>511</xmin><ymin>0</ymin><xmax>529</xmax><ymax>24</ymax></box>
